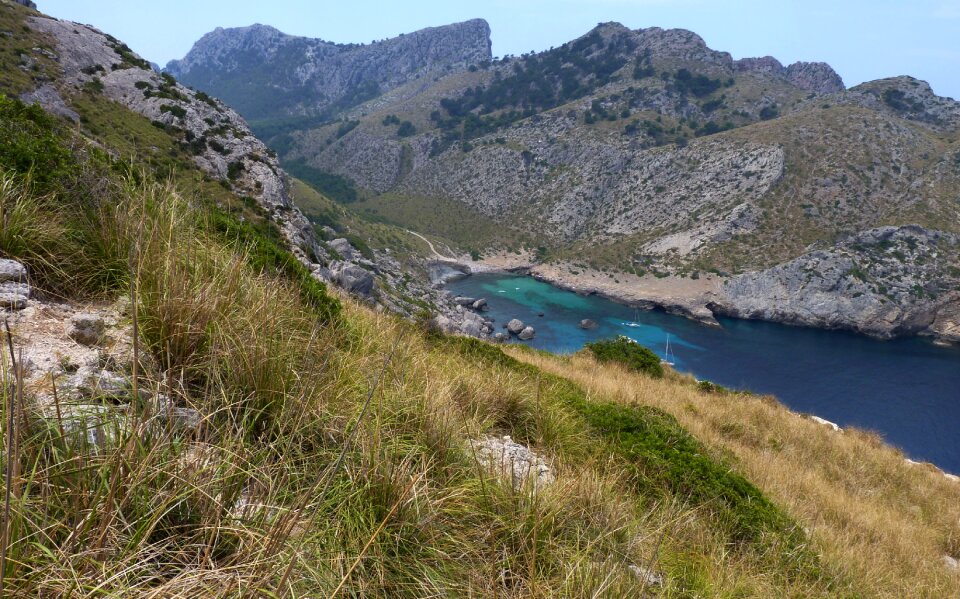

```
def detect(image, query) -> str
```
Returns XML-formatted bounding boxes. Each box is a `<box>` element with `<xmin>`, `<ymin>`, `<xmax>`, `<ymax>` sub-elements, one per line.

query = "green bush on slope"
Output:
<box><xmin>585</xmin><ymin>335</ymin><xmax>664</xmax><ymax>378</ymax></box>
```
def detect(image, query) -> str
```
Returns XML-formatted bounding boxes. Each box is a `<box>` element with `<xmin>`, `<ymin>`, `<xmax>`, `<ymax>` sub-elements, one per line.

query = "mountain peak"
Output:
<box><xmin>166</xmin><ymin>19</ymin><xmax>492</xmax><ymax>119</ymax></box>
<box><xmin>735</xmin><ymin>56</ymin><xmax>844</xmax><ymax>93</ymax></box>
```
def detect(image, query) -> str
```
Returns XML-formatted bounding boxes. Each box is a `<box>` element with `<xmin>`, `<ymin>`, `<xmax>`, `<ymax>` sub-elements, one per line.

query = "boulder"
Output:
<box><xmin>493</xmin><ymin>332</ymin><xmax>510</xmax><ymax>343</ymax></box>
<box><xmin>0</xmin><ymin>283</ymin><xmax>30</xmax><ymax>310</ymax></box>
<box><xmin>0</xmin><ymin>259</ymin><xmax>29</xmax><ymax>310</ymax></box>
<box><xmin>452</xmin><ymin>296</ymin><xmax>476</xmax><ymax>306</ymax></box>
<box><xmin>471</xmin><ymin>435</ymin><xmax>554</xmax><ymax>490</ymax></box>
<box><xmin>66</xmin><ymin>313</ymin><xmax>105</xmax><ymax>346</ymax></box>
<box><xmin>518</xmin><ymin>326</ymin><xmax>536</xmax><ymax>340</ymax></box>
<box><xmin>328</xmin><ymin>238</ymin><xmax>361</xmax><ymax>261</ymax></box>
<box><xmin>0</xmin><ymin>259</ymin><xmax>27</xmax><ymax>283</ymax></box>
<box><xmin>332</xmin><ymin>263</ymin><xmax>375</xmax><ymax>296</ymax></box>
<box><xmin>506</xmin><ymin>319</ymin><xmax>525</xmax><ymax>334</ymax></box>
<box><xmin>579</xmin><ymin>318</ymin><xmax>599</xmax><ymax>330</ymax></box>
<box><xmin>471</xmin><ymin>298</ymin><xmax>488</xmax><ymax>311</ymax></box>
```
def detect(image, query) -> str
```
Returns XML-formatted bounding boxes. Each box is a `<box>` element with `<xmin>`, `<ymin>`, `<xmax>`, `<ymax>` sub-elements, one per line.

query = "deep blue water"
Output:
<box><xmin>447</xmin><ymin>273</ymin><xmax>960</xmax><ymax>474</ymax></box>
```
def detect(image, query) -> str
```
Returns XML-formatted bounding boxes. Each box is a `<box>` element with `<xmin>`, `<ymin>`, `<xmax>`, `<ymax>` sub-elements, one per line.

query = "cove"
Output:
<box><xmin>446</xmin><ymin>273</ymin><xmax>960</xmax><ymax>474</ymax></box>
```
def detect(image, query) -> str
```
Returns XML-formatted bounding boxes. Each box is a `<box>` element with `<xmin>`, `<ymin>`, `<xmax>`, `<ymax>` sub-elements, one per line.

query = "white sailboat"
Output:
<box><xmin>662</xmin><ymin>334</ymin><xmax>676</xmax><ymax>366</ymax></box>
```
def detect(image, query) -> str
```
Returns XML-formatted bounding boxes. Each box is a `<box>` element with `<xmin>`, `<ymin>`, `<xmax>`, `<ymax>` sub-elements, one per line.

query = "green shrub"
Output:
<box><xmin>0</xmin><ymin>94</ymin><xmax>74</xmax><ymax>189</ymax></box>
<box><xmin>396</xmin><ymin>121</ymin><xmax>416</xmax><ymax>137</ymax></box>
<box><xmin>227</xmin><ymin>160</ymin><xmax>245</xmax><ymax>180</ymax></box>
<box><xmin>585</xmin><ymin>336</ymin><xmax>663</xmax><ymax>378</ymax></box>
<box><xmin>160</xmin><ymin>103</ymin><xmax>187</xmax><ymax>119</ymax></box>
<box><xmin>697</xmin><ymin>380</ymin><xmax>730</xmax><ymax>394</ymax></box>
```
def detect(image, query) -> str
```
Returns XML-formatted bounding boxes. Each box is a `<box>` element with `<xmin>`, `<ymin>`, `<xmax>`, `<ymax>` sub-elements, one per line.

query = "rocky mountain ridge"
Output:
<box><xmin>165</xmin><ymin>19</ymin><xmax>492</xmax><ymax>120</ymax></box>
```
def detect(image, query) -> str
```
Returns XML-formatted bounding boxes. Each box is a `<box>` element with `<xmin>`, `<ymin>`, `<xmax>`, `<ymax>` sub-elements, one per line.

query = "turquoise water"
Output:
<box><xmin>447</xmin><ymin>273</ymin><xmax>960</xmax><ymax>474</ymax></box>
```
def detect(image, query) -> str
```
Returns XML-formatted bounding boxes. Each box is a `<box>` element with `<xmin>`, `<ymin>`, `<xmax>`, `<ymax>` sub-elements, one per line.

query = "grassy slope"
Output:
<box><xmin>508</xmin><ymin>347</ymin><xmax>960</xmax><ymax>598</ymax></box>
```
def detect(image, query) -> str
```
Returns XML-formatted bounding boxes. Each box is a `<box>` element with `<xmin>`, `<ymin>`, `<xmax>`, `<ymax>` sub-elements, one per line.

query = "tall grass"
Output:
<box><xmin>1</xmin><ymin>171</ymin><xmax>951</xmax><ymax>595</ymax></box>
<box><xmin>0</xmin><ymin>180</ymin><xmax>681</xmax><ymax>596</ymax></box>
<box><xmin>508</xmin><ymin>347</ymin><xmax>960</xmax><ymax>598</ymax></box>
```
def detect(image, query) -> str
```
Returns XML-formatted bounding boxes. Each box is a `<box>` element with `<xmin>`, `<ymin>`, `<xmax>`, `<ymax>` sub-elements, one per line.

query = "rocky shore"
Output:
<box><xmin>442</xmin><ymin>226</ymin><xmax>960</xmax><ymax>344</ymax></box>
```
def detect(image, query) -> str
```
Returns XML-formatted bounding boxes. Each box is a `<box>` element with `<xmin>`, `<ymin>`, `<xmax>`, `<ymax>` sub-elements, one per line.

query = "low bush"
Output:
<box><xmin>585</xmin><ymin>336</ymin><xmax>664</xmax><ymax>378</ymax></box>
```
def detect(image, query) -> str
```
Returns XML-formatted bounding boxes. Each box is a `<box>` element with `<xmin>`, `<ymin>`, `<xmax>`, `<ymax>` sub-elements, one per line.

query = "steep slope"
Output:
<box><xmin>17</xmin><ymin>5</ymin><xmax>498</xmax><ymax>336</ymax></box>
<box><xmin>165</xmin><ymin>19</ymin><xmax>492</xmax><ymax>123</ymax></box>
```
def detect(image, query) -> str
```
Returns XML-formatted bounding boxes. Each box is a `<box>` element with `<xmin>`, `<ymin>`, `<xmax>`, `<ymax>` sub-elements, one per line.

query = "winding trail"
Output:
<box><xmin>406</xmin><ymin>230</ymin><xmax>459</xmax><ymax>262</ymax></box>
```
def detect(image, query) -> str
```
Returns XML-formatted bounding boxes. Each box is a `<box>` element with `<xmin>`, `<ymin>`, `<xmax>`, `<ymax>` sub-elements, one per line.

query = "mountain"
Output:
<box><xmin>170</xmin><ymin>19</ymin><xmax>960</xmax><ymax>341</ymax></box>
<box><xmin>3</xmin><ymin>2</ymin><xmax>960</xmax><ymax>595</ymax></box>
<box><xmin>165</xmin><ymin>19</ymin><xmax>492</xmax><ymax>122</ymax></box>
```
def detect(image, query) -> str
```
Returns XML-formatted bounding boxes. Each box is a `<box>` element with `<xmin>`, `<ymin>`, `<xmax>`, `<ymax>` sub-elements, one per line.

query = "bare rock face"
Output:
<box><xmin>165</xmin><ymin>19</ymin><xmax>493</xmax><ymax>120</ymax></box>
<box><xmin>735</xmin><ymin>56</ymin><xmax>844</xmax><ymax>94</ymax></box>
<box><xmin>715</xmin><ymin>226</ymin><xmax>960</xmax><ymax>340</ymax></box>
<box><xmin>26</xmin><ymin>15</ymin><xmax>326</xmax><ymax>267</ymax></box>
<box><xmin>784</xmin><ymin>61</ymin><xmax>845</xmax><ymax>94</ymax></box>
<box><xmin>734</xmin><ymin>56</ymin><xmax>784</xmax><ymax>76</ymax></box>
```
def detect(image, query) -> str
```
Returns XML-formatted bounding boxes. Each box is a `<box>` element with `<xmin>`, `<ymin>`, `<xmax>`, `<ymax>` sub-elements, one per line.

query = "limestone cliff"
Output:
<box><xmin>165</xmin><ymin>19</ymin><xmax>492</xmax><ymax>120</ymax></box>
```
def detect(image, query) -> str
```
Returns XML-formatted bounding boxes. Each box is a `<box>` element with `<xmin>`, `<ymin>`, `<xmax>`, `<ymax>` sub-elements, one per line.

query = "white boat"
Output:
<box><xmin>662</xmin><ymin>334</ymin><xmax>676</xmax><ymax>366</ymax></box>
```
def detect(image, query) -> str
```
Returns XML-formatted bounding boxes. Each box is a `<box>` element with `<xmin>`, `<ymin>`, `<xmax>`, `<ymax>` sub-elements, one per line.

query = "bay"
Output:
<box><xmin>446</xmin><ymin>273</ymin><xmax>960</xmax><ymax>474</ymax></box>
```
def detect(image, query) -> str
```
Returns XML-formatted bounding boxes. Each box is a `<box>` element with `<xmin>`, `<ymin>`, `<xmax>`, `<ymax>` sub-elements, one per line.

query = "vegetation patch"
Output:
<box><xmin>585</xmin><ymin>336</ymin><xmax>664</xmax><ymax>378</ymax></box>
<box><xmin>283</xmin><ymin>159</ymin><xmax>359</xmax><ymax>203</ymax></box>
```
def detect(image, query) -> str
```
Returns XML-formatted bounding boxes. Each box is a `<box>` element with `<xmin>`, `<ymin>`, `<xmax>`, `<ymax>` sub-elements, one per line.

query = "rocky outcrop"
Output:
<box><xmin>166</xmin><ymin>19</ymin><xmax>492</xmax><ymax>119</ymax></box>
<box><xmin>26</xmin><ymin>15</ymin><xmax>326</xmax><ymax>268</ymax></box>
<box><xmin>0</xmin><ymin>259</ymin><xmax>30</xmax><ymax>311</ymax></box>
<box><xmin>715</xmin><ymin>226</ymin><xmax>960</xmax><ymax>340</ymax></box>
<box><xmin>784</xmin><ymin>61</ymin><xmax>845</xmax><ymax>94</ymax></box>
<box><xmin>844</xmin><ymin>76</ymin><xmax>960</xmax><ymax>130</ymax></box>
<box><xmin>471</xmin><ymin>435</ymin><xmax>554</xmax><ymax>490</ymax></box>
<box><xmin>735</xmin><ymin>56</ymin><xmax>845</xmax><ymax>94</ymax></box>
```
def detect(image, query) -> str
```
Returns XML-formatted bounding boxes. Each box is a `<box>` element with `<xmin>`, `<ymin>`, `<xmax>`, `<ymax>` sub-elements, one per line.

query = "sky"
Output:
<box><xmin>40</xmin><ymin>0</ymin><xmax>960</xmax><ymax>99</ymax></box>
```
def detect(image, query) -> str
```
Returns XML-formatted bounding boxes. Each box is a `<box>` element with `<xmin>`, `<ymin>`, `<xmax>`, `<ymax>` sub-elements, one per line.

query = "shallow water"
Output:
<box><xmin>447</xmin><ymin>273</ymin><xmax>960</xmax><ymax>474</ymax></box>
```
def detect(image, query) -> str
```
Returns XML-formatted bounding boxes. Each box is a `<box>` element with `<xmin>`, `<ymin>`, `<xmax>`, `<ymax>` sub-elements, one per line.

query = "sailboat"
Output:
<box><xmin>623</xmin><ymin>309</ymin><xmax>642</xmax><ymax>328</ymax></box>
<box><xmin>661</xmin><ymin>334</ymin><xmax>676</xmax><ymax>366</ymax></box>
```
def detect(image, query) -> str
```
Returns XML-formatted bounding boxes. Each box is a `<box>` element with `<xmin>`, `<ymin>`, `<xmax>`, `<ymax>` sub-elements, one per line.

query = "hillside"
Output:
<box><xmin>2</xmin><ymin>1</ymin><xmax>960</xmax><ymax>596</ymax></box>
<box><xmin>170</xmin><ymin>19</ymin><xmax>960</xmax><ymax>342</ymax></box>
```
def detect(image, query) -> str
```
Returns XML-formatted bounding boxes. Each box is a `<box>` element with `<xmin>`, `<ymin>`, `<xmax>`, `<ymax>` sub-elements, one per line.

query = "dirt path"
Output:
<box><xmin>406</xmin><ymin>230</ymin><xmax>459</xmax><ymax>262</ymax></box>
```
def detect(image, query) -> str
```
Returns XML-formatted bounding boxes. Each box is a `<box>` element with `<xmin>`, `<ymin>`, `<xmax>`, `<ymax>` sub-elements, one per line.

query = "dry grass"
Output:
<box><xmin>506</xmin><ymin>347</ymin><xmax>960</xmax><ymax>598</ymax></box>
<box><xmin>2</xmin><ymin>173</ymin><xmax>956</xmax><ymax>596</ymax></box>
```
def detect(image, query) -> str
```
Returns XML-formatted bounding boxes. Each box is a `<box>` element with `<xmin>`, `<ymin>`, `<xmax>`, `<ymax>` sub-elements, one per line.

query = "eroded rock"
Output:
<box><xmin>471</xmin><ymin>435</ymin><xmax>554</xmax><ymax>490</ymax></box>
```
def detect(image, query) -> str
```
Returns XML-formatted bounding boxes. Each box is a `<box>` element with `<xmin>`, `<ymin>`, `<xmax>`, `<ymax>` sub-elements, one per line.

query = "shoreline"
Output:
<box><xmin>448</xmin><ymin>256</ymin><xmax>959</xmax><ymax>346</ymax></box>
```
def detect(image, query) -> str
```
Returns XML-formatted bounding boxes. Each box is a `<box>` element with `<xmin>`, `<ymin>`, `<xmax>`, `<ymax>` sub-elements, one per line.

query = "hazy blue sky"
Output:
<box><xmin>40</xmin><ymin>0</ymin><xmax>960</xmax><ymax>99</ymax></box>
